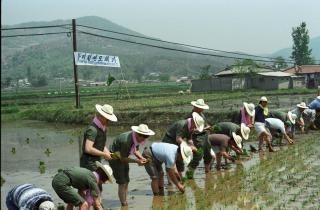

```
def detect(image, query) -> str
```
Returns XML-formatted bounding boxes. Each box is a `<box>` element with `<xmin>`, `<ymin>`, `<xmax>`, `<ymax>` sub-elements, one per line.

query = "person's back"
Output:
<box><xmin>6</xmin><ymin>184</ymin><xmax>54</xmax><ymax>210</ymax></box>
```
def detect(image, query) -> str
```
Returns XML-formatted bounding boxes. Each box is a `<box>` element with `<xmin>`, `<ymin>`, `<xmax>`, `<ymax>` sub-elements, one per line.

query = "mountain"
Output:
<box><xmin>269</xmin><ymin>36</ymin><xmax>320</xmax><ymax>61</ymax></box>
<box><xmin>1</xmin><ymin>16</ymin><xmax>233</xmax><ymax>82</ymax></box>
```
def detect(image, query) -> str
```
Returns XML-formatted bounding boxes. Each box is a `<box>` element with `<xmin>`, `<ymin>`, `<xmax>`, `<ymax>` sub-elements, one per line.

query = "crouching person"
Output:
<box><xmin>207</xmin><ymin>133</ymin><xmax>242</xmax><ymax>170</ymax></box>
<box><xmin>52</xmin><ymin>162</ymin><xmax>113</xmax><ymax>210</ymax></box>
<box><xmin>6</xmin><ymin>184</ymin><xmax>54</xmax><ymax>210</ymax></box>
<box><xmin>265</xmin><ymin>118</ymin><xmax>295</xmax><ymax>145</ymax></box>
<box><xmin>143</xmin><ymin>142</ymin><xmax>193</xmax><ymax>195</ymax></box>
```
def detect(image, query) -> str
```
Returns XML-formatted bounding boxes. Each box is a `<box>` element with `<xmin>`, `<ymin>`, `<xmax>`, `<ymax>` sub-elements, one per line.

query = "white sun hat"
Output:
<box><xmin>243</xmin><ymin>102</ymin><xmax>255</xmax><ymax>117</ymax></box>
<box><xmin>260</xmin><ymin>96</ymin><xmax>268</xmax><ymax>102</ymax></box>
<box><xmin>191</xmin><ymin>99</ymin><xmax>209</xmax><ymax>110</ymax></box>
<box><xmin>287</xmin><ymin>111</ymin><xmax>297</xmax><ymax>125</ymax></box>
<box><xmin>192</xmin><ymin>112</ymin><xmax>204</xmax><ymax>132</ymax></box>
<box><xmin>240</xmin><ymin>123</ymin><xmax>250</xmax><ymax>140</ymax></box>
<box><xmin>131</xmin><ymin>124</ymin><xmax>155</xmax><ymax>136</ymax></box>
<box><xmin>39</xmin><ymin>201</ymin><xmax>55</xmax><ymax>210</ymax></box>
<box><xmin>317</xmin><ymin>96</ymin><xmax>320</xmax><ymax>100</ymax></box>
<box><xmin>180</xmin><ymin>141</ymin><xmax>193</xmax><ymax>165</ymax></box>
<box><xmin>296</xmin><ymin>102</ymin><xmax>308</xmax><ymax>109</ymax></box>
<box><xmin>95</xmin><ymin>161</ymin><xmax>113</xmax><ymax>183</ymax></box>
<box><xmin>232</xmin><ymin>132</ymin><xmax>242</xmax><ymax>149</ymax></box>
<box><xmin>95</xmin><ymin>104</ymin><xmax>118</xmax><ymax>122</ymax></box>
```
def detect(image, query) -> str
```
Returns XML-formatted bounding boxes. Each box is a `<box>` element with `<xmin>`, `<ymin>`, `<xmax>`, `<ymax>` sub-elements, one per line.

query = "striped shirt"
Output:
<box><xmin>6</xmin><ymin>184</ymin><xmax>53</xmax><ymax>210</ymax></box>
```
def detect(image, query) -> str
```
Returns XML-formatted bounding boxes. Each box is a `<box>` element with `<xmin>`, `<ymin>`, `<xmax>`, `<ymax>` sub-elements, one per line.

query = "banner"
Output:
<box><xmin>74</xmin><ymin>52</ymin><xmax>121</xmax><ymax>68</ymax></box>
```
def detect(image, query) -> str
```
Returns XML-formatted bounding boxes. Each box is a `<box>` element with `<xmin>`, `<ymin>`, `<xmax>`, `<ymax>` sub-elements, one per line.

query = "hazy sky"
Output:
<box><xmin>2</xmin><ymin>0</ymin><xmax>320</xmax><ymax>55</ymax></box>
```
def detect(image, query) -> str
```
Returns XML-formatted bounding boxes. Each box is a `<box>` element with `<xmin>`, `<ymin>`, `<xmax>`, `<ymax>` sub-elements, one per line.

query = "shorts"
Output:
<box><xmin>254</xmin><ymin>122</ymin><xmax>268</xmax><ymax>136</ymax></box>
<box><xmin>52</xmin><ymin>171</ymin><xmax>85</xmax><ymax>206</ymax></box>
<box><xmin>109</xmin><ymin>159</ymin><xmax>130</xmax><ymax>184</ymax></box>
<box><xmin>142</xmin><ymin>147</ymin><xmax>164</xmax><ymax>179</ymax></box>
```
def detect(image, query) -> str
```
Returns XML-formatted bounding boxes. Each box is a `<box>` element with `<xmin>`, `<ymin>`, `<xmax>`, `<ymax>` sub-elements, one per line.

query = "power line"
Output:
<box><xmin>1</xmin><ymin>24</ymin><xmax>71</xmax><ymax>31</ymax></box>
<box><xmin>77</xmin><ymin>24</ymin><xmax>295</xmax><ymax>63</ymax></box>
<box><xmin>1</xmin><ymin>31</ymin><xmax>71</xmax><ymax>38</ymax></box>
<box><xmin>77</xmin><ymin>30</ymin><xmax>295</xmax><ymax>64</ymax></box>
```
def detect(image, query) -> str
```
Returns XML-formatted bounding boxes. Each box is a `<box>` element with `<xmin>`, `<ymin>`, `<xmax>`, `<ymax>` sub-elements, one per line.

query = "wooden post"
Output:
<box><xmin>72</xmin><ymin>19</ymin><xmax>80</xmax><ymax>108</ymax></box>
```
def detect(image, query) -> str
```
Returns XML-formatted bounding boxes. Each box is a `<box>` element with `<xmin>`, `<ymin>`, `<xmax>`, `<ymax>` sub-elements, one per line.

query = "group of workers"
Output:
<box><xmin>6</xmin><ymin>95</ymin><xmax>320</xmax><ymax>210</ymax></box>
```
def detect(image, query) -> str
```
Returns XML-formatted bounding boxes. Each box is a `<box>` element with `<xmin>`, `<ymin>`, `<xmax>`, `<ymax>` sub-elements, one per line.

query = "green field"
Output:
<box><xmin>1</xmin><ymin>82</ymin><xmax>318</xmax><ymax>126</ymax></box>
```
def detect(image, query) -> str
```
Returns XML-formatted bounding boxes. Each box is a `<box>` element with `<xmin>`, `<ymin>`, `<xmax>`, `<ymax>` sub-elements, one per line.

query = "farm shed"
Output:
<box><xmin>284</xmin><ymin>65</ymin><xmax>320</xmax><ymax>88</ymax></box>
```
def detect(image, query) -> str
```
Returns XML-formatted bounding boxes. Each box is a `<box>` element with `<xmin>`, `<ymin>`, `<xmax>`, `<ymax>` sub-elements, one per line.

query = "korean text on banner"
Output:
<box><xmin>74</xmin><ymin>52</ymin><xmax>121</xmax><ymax>68</ymax></box>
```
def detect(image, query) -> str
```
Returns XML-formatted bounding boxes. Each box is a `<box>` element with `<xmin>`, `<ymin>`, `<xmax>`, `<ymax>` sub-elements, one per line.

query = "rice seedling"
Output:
<box><xmin>57</xmin><ymin>203</ymin><xmax>65</xmax><ymax>210</ymax></box>
<box><xmin>11</xmin><ymin>147</ymin><xmax>16</xmax><ymax>154</ymax></box>
<box><xmin>25</xmin><ymin>137</ymin><xmax>30</xmax><ymax>144</ymax></box>
<box><xmin>39</xmin><ymin>161</ymin><xmax>46</xmax><ymax>174</ymax></box>
<box><xmin>68</xmin><ymin>138</ymin><xmax>74</xmax><ymax>144</ymax></box>
<box><xmin>44</xmin><ymin>148</ymin><xmax>51</xmax><ymax>157</ymax></box>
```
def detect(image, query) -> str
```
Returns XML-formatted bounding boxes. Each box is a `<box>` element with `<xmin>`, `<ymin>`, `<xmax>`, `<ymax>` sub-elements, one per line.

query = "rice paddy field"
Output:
<box><xmin>1</xmin><ymin>82</ymin><xmax>320</xmax><ymax>210</ymax></box>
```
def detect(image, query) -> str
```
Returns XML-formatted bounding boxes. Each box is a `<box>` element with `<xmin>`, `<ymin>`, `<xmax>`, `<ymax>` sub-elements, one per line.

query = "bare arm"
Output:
<box><xmin>85</xmin><ymin>140</ymin><xmax>111</xmax><ymax>160</ymax></box>
<box><xmin>220</xmin><ymin>151</ymin><xmax>235</xmax><ymax>162</ymax></box>
<box><xmin>93</xmin><ymin>196</ymin><xmax>104</xmax><ymax>210</ymax></box>
<box><xmin>168</xmin><ymin>167</ymin><xmax>185</xmax><ymax>193</ymax></box>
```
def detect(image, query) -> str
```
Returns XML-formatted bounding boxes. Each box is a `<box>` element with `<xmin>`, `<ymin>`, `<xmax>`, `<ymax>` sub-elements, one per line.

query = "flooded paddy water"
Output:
<box><xmin>1</xmin><ymin>120</ymin><xmax>319</xmax><ymax>210</ymax></box>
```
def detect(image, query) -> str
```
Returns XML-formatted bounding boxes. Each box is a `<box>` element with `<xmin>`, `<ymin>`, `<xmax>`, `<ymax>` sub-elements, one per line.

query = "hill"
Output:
<box><xmin>270</xmin><ymin>36</ymin><xmax>320</xmax><ymax>62</ymax></box>
<box><xmin>1</xmin><ymin>16</ymin><xmax>233</xmax><ymax>82</ymax></box>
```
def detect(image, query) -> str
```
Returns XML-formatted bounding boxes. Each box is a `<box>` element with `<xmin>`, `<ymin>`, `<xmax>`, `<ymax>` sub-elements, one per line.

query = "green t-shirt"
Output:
<box><xmin>269</xmin><ymin>110</ymin><xmax>287</xmax><ymax>122</ymax></box>
<box><xmin>80</xmin><ymin>123</ymin><xmax>107</xmax><ymax>171</ymax></box>
<box><xmin>162</xmin><ymin>120</ymin><xmax>191</xmax><ymax>145</ymax></box>
<box><xmin>109</xmin><ymin>131</ymin><xmax>135</xmax><ymax>158</ymax></box>
<box><xmin>63</xmin><ymin>167</ymin><xmax>99</xmax><ymax>197</ymax></box>
<box><xmin>212</xmin><ymin>122</ymin><xmax>240</xmax><ymax>137</ymax></box>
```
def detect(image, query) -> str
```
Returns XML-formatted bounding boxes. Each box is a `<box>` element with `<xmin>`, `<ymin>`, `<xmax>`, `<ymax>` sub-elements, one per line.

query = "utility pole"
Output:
<box><xmin>72</xmin><ymin>19</ymin><xmax>80</xmax><ymax>108</ymax></box>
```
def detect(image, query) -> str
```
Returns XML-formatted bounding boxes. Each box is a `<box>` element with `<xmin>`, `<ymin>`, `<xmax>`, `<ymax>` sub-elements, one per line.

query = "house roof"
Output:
<box><xmin>258</xmin><ymin>72</ymin><xmax>293</xmax><ymax>77</ymax></box>
<box><xmin>284</xmin><ymin>65</ymin><xmax>320</xmax><ymax>74</ymax></box>
<box><xmin>215</xmin><ymin>66</ymin><xmax>273</xmax><ymax>76</ymax></box>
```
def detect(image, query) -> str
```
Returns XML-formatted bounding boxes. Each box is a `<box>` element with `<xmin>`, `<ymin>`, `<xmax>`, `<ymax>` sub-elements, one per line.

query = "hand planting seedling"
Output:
<box><xmin>110</xmin><ymin>151</ymin><xmax>121</xmax><ymax>159</ymax></box>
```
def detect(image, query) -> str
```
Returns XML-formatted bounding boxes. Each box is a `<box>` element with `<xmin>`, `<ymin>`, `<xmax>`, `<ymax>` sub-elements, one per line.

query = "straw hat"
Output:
<box><xmin>192</xmin><ymin>112</ymin><xmax>204</xmax><ymax>132</ymax></box>
<box><xmin>180</xmin><ymin>141</ymin><xmax>193</xmax><ymax>165</ymax></box>
<box><xmin>243</xmin><ymin>102</ymin><xmax>255</xmax><ymax>117</ymax></box>
<box><xmin>191</xmin><ymin>99</ymin><xmax>209</xmax><ymax>110</ymax></box>
<box><xmin>95</xmin><ymin>161</ymin><xmax>113</xmax><ymax>183</ymax></box>
<box><xmin>260</xmin><ymin>96</ymin><xmax>268</xmax><ymax>102</ymax></box>
<box><xmin>232</xmin><ymin>132</ymin><xmax>242</xmax><ymax>149</ymax></box>
<box><xmin>95</xmin><ymin>104</ymin><xmax>117</xmax><ymax>122</ymax></box>
<box><xmin>39</xmin><ymin>201</ymin><xmax>55</xmax><ymax>210</ymax></box>
<box><xmin>287</xmin><ymin>111</ymin><xmax>297</xmax><ymax>125</ymax></box>
<box><xmin>131</xmin><ymin>124</ymin><xmax>155</xmax><ymax>136</ymax></box>
<box><xmin>240</xmin><ymin>123</ymin><xmax>250</xmax><ymax>140</ymax></box>
<box><xmin>296</xmin><ymin>102</ymin><xmax>308</xmax><ymax>109</ymax></box>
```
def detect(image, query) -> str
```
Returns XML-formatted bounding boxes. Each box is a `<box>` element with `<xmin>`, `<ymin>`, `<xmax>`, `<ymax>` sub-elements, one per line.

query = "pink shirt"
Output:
<box><xmin>84</xmin><ymin>172</ymin><xmax>100</xmax><ymax>210</ymax></box>
<box><xmin>130</xmin><ymin>132</ymin><xmax>145</xmax><ymax>155</ymax></box>
<box><xmin>187</xmin><ymin>118</ymin><xmax>192</xmax><ymax>131</ymax></box>
<box><xmin>240</xmin><ymin>107</ymin><xmax>251</xmax><ymax>126</ymax></box>
<box><xmin>93</xmin><ymin>116</ymin><xmax>106</xmax><ymax>132</ymax></box>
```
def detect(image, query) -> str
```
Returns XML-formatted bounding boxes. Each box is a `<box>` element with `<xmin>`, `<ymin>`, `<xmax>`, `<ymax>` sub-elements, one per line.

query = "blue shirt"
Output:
<box><xmin>6</xmin><ymin>184</ymin><xmax>53</xmax><ymax>210</ymax></box>
<box><xmin>254</xmin><ymin>105</ymin><xmax>266</xmax><ymax>123</ymax></box>
<box><xmin>151</xmin><ymin>142</ymin><xmax>178</xmax><ymax>169</ymax></box>
<box><xmin>308</xmin><ymin>98</ymin><xmax>320</xmax><ymax>110</ymax></box>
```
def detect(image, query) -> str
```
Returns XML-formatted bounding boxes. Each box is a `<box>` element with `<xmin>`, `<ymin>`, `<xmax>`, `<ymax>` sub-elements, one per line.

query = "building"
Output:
<box><xmin>283</xmin><ymin>65</ymin><xmax>320</xmax><ymax>88</ymax></box>
<box><xmin>191</xmin><ymin>66</ymin><xmax>305</xmax><ymax>92</ymax></box>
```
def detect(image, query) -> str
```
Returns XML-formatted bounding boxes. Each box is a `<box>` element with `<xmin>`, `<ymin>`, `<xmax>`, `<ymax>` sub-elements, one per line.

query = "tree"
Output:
<box><xmin>291</xmin><ymin>22</ymin><xmax>313</xmax><ymax>65</ymax></box>
<box><xmin>273</xmin><ymin>56</ymin><xmax>288</xmax><ymax>70</ymax></box>
<box><xmin>27</xmin><ymin>66</ymin><xmax>32</xmax><ymax>81</ymax></box>
<box><xmin>233</xmin><ymin>59</ymin><xmax>259</xmax><ymax>76</ymax></box>
<box><xmin>159</xmin><ymin>73</ymin><xmax>170</xmax><ymax>82</ymax></box>
<box><xmin>30</xmin><ymin>75</ymin><xmax>48</xmax><ymax>87</ymax></box>
<box><xmin>199</xmin><ymin>65</ymin><xmax>211</xmax><ymax>80</ymax></box>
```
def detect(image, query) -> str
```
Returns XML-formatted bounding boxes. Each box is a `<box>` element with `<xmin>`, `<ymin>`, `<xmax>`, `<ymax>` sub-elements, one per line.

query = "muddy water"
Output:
<box><xmin>1</xmin><ymin>120</ymin><xmax>319</xmax><ymax>210</ymax></box>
